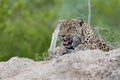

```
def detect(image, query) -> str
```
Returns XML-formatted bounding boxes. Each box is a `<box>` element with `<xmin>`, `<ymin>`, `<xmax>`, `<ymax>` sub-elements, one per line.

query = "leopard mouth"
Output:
<box><xmin>62</xmin><ymin>39</ymin><xmax>73</xmax><ymax>48</ymax></box>
<box><xmin>63</xmin><ymin>40</ymin><xmax>69</xmax><ymax>45</ymax></box>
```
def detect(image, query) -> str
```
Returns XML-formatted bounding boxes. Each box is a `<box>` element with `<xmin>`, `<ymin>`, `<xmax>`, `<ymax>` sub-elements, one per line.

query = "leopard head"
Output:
<box><xmin>59</xmin><ymin>18</ymin><xmax>84</xmax><ymax>49</ymax></box>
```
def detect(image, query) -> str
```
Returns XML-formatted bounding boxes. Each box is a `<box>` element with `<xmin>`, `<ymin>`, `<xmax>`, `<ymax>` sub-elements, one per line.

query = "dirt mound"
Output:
<box><xmin>0</xmin><ymin>48</ymin><xmax>120</xmax><ymax>80</ymax></box>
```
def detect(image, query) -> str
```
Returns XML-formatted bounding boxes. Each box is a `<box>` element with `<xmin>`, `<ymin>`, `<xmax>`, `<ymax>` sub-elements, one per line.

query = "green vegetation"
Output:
<box><xmin>0</xmin><ymin>0</ymin><xmax>120</xmax><ymax>61</ymax></box>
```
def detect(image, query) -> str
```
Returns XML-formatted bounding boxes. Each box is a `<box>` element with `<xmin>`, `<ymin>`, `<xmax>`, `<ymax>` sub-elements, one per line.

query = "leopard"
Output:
<box><xmin>48</xmin><ymin>18</ymin><xmax>109</xmax><ymax>58</ymax></box>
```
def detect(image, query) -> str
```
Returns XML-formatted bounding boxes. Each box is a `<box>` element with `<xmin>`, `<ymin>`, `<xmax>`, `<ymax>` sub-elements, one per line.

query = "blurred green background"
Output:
<box><xmin>0</xmin><ymin>0</ymin><xmax>120</xmax><ymax>61</ymax></box>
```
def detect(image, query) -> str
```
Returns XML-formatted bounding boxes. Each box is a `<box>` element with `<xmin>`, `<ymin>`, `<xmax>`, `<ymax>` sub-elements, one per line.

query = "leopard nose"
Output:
<box><xmin>61</xmin><ymin>35</ymin><xmax>65</xmax><ymax>37</ymax></box>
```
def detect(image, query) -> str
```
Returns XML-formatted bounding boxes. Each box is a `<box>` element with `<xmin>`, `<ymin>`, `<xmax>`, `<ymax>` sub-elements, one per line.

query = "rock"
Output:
<box><xmin>0</xmin><ymin>48</ymin><xmax>120</xmax><ymax>80</ymax></box>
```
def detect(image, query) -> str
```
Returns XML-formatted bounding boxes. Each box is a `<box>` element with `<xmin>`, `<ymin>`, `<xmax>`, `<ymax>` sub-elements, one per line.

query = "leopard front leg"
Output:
<box><xmin>55</xmin><ymin>46</ymin><xmax>68</xmax><ymax>57</ymax></box>
<box><xmin>47</xmin><ymin>46</ymin><xmax>67</xmax><ymax>60</ymax></box>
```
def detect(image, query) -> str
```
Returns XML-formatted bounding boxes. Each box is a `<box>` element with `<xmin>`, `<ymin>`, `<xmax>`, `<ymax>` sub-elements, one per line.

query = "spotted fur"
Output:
<box><xmin>54</xmin><ymin>18</ymin><xmax>109</xmax><ymax>57</ymax></box>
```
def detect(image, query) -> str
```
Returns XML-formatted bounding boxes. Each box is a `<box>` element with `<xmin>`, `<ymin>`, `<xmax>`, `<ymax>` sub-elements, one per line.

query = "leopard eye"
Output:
<box><xmin>68</xmin><ymin>28</ymin><xmax>75</xmax><ymax>34</ymax></box>
<box><xmin>68</xmin><ymin>26</ymin><xmax>75</xmax><ymax>31</ymax></box>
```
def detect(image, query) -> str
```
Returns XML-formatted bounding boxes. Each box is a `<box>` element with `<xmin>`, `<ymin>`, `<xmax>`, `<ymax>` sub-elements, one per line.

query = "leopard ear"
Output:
<box><xmin>59</xmin><ymin>19</ymin><xmax>64</xmax><ymax>30</ymax></box>
<box><xmin>78</xmin><ymin>18</ymin><xmax>84</xmax><ymax>26</ymax></box>
<box><xmin>59</xmin><ymin>19</ymin><xmax>64</xmax><ymax>23</ymax></box>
